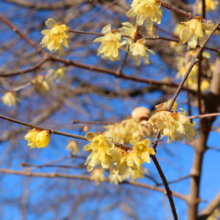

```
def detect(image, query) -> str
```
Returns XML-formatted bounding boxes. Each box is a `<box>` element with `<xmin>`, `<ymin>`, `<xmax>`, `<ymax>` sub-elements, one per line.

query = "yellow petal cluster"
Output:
<box><xmin>126</xmin><ymin>0</ymin><xmax>163</xmax><ymax>31</ymax></box>
<box><xmin>129</xmin><ymin>38</ymin><xmax>155</xmax><ymax>66</ymax></box>
<box><xmin>176</xmin><ymin>61</ymin><xmax>210</xmax><ymax>92</ymax></box>
<box><xmin>31</xmin><ymin>75</ymin><xmax>50</xmax><ymax>95</ymax></box>
<box><xmin>197</xmin><ymin>0</ymin><xmax>218</xmax><ymax>13</ymax></box>
<box><xmin>40</xmin><ymin>18</ymin><xmax>70</xmax><ymax>55</ymax></box>
<box><xmin>147</xmin><ymin>104</ymin><xmax>197</xmax><ymax>143</ymax></box>
<box><xmin>131</xmin><ymin>139</ymin><xmax>155</xmax><ymax>164</ymax></box>
<box><xmin>49</xmin><ymin>67</ymin><xmax>66</xmax><ymax>82</ymax></box>
<box><xmin>2</xmin><ymin>92</ymin><xmax>19</xmax><ymax>107</ymax></box>
<box><xmin>90</xmin><ymin>168</ymin><xmax>105</xmax><ymax>185</ymax></box>
<box><xmin>115</xmin><ymin>150</ymin><xmax>142</xmax><ymax>175</ymax></box>
<box><xmin>84</xmin><ymin>132</ymin><xmax>114</xmax><ymax>172</ymax></box>
<box><xmin>104</xmin><ymin>118</ymin><xmax>154</xmax><ymax>144</ymax></box>
<box><xmin>24</xmin><ymin>129</ymin><xmax>50</xmax><ymax>149</ymax></box>
<box><xmin>122</xmin><ymin>167</ymin><xmax>148</xmax><ymax>181</ymax></box>
<box><xmin>94</xmin><ymin>24</ymin><xmax>121</xmax><ymax>62</ymax></box>
<box><xmin>108</xmin><ymin>170</ymin><xmax>123</xmax><ymax>185</ymax></box>
<box><xmin>66</xmin><ymin>140</ymin><xmax>79</xmax><ymax>155</ymax></box>
<box><xmin>119</xmin><ymin>22</ymin><xmax>138</xmax><ymax>48</ymax></box>
<box><xmin>180</xmin><ymin>17</ymin><xmax>215</xmax><ymax>48</ymax></box>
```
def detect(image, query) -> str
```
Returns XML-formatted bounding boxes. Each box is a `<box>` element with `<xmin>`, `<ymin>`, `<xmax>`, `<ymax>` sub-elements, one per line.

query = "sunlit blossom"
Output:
<box><xmin>40</xmin><ymin>18</ymin><xmax>70</xmax><ymax>55</ymax></box>
<box><xmin>180</xmin><ymin>17</ymin><xmax>215</xmax><ymax>48</ymax></box>
<box><xmin>24</xmin><ymin>129</ymin><xmax>50</xmax><ymax>149</ymax></box>
<box><xmin>2</xmin><ymin>92</ymin><xmax>19</xmax><ymax>107</ymax></box>
<box><xmin>94</xmin><ymin>24</ymin><xmax>121</xmax><ymax>62</ymax></box>
<box><xmin>129</xmin><ymin>39</ymin><xmax>155</xmax><ymax>66</ymax></box>
<box><xmin>83</xmin><ymin>132</ymin><xmax>114</xmax><ymax>172</ymax></box>
<box><xmin>126</xmin><ymin>0</ymin><xmax>163</xmax><ymax>31</ymax></box>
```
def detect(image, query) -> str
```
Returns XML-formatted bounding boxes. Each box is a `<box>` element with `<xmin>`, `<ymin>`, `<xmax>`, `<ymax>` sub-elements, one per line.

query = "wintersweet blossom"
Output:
<box><xmin>93</xmin><ymin>24</ymin><xmax>121</xmax><ymax>62</ymax></box>
<box><xmin>104</xmin><ymin>118</ymin><xmax>153</xmax><ymax>144</ymax></box>
<box><xmin>83</xmin><ymin>132</ymin><xmax>114</xmax><ymax>172</ymax></box>
<box><xmin>180</xmin><ymin>17</ymin><xmax>215</xmax><ymax>48</ymax></box>
<box><xmin>122</xmin><ymin>167</ymin><xmax>148</xmax><ymax>181</ymax></box>
<box><xmin>147</xmin><ymin>103</ymin><xmax>197</xmax><ymax>143</ymax></box>
<box><xmin>49</xmin><ymin>67</ymin><xmax>66</xmax><ymax>82</ymax></box>
<box><xmin>126</xmin><ymin>0</ymin><xmax>163</xmax><ymax>31</ymax></box>
<box><xmin>109</xmin><ymin>170</ymin><xmax>123</xmax><ymax>185</ymax></box>
<box><xmin>166</xmin><ymin>99</ymin><xmax>178</xmax><ymax>111</ymax></box>
<box><xmin>2</xmin><ymin>92</ymin><xmax>19</xmax><ymax>107</ymax></box>
<box><xmin>90</xmin><ymin>168</ymin><xmax>105</xmax><ymax>185</ymax></box>
<box><xmin>24</xmin><ymin>129</ymin><xmax>50</xmax><ymax>149</ymax></box>
<box><xmin>31</xmin><ymin>75</ymin><xmax>50</xmax><ymax>95</ymax></box>
<box><xmin>131</xmin><ymin>139</ymin><xmax>155</xmax><ymax>164</ymax></box>
<box><xmin>130</xmin><ymin>39</ymin><xmax>155</xmax><ymax>66</ymax></box>
<box><xmin>115</xmin><ymin>150</ymin><xmax>142</xmax><ymax>175</ymax></box>
<box><xmin>40</xmin><ymin>18</ymin><xmax>70</xmax><ymax>55</ymax></box>
<box><xmin>119</xmin><ymin>22</ymin><xmax>138</xmax><ymax>48</ymax></box>
<box><xmin>197</xmin><ymin>0</ymin><xmax>218</xmax><ymax>13</ymax></box>
<box><xmin>66</xmin><ymin>140</ymin><xmax>79</xmax><ymax>155</ymax></box>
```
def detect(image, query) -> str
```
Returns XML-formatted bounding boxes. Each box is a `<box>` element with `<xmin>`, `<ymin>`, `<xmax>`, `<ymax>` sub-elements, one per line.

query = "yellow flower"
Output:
<box><xmin>130</xmin><ymin>39</ymin><xmax>155</xmax><ymax>66</ymax></box>
<box><xmin>180</xmin><ymin>17</ymin><xmax>215</xmax><ymax>48</ymax></box>
<box><xmin>91</xmin><ymin>168</ymin><xmax>105</xmax><ymax>185</ymax></box>
<box><xmin>173</xmin><ymin>24</ymin><xmax>185</xmax><ymax>37</ymax></box>
<box><xmin>109</xmin><ymin>170</ymin><xmax>123</xmax><ymax>185</ymax></box>
<box><xmin>93</xmin><ymin>24</ymin><xmax>121</xmax><ymax>62</ymax></box>
<box><xmin>119</xmin><ymin>22</ymin><xmax>138</xmax><ymax>48</ymax></box>
<box><xmin>126</xmin><ymin>0</ymin><xmax>163</xmax><ymax>31</ymax></box>
<box><xmin>166</xmin><ymin>99</ymin><xmax>178</xmax><ymax>111</ymax></box>
<box><xmin>122</xmin><ymin>167</ymin><xmax>147</xmax><ymax>181</ymax></box>
<box><xmin>83</xmin><ymin>132</ymin><xmax>114</xmax><ymax>172</ymax></box>
<box><xmin>147</xmin><ymin>104</ymin><xmax>197</xmax><ymax>143</ymax></box>
<box><xmin>2</xmin><ymin>92</ymin><xmax>19</xmax><ymax>107</ymax></box>
<box><xmin>176</xmin><ymin>62</ymin><xmax>210</xmax><ymax>92</ymax></box>
<box><xmin>131</xmin><ymin>139</ymin><xmax>155</xmax><ymax>164</ymax></box>
<box><xmin>66</xmin><ymin>140</ymin><xmax>79</xmax><ymax>155</ymax></box>
<box><xmin>115</xmin><ymin>150</ymin><xmax>142</xmax><ymax>175</ymax></box>
<box><xmin>189</xmin><ymin>49</ymin><xmax>210</xmax><ymax>59</ymax></box>
<box><xmin>49</xmin><ymin>67</ymin><xmax>66</xmax><ymax>82</ymax></box>
<box><xmin>197</xmin><ymin>0</ymin><xmax>218</xmax><ymax>13</ymax></box>
<box><xmin>24</xmin><ymin>129</ymin><xmax>50</xmax><ymax>149</ymax></box>
<box><xmin>31</xmin><ymin>75</ymin><xmax>50</xmax><ymax>95</ymax></box>
<box><xmin>104</xmin><ymin>118</ymin><xmax>153</xmax><ymax>144</ymax></box>
<box><xmin>40</xmin><ymin>18</ymin><xmax>70</xmax><ymax>55</ymax></box>
<box><xmin>207</xmin><ymin>209</ymin><xmax>220</xmax><ymax>220</ymax></box>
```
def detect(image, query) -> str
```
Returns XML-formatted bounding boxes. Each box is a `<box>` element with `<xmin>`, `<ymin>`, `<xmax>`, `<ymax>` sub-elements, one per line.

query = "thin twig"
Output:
<box><xmin>0</xmin><ymin>57</ymin><xmax>49</xmax><ymax>78</ymax></box>
<box><xmin>0</xmin><ymin>115</ymin><xmax>132</xmax><ymax>149</ymax></box>
<box><xmin>0</xmin><ymin>168</ymin><xmax>188</xmax><ymax>201</ymax></box>
<box><xmin>0</xmin><ymin>14</ymin><xmax>45</xmax><ymax>55</ymax></box>
<box><xmin>151</xmin><ymin>155</ymin><xmax>178</xmax><ymax>220</ymax></box>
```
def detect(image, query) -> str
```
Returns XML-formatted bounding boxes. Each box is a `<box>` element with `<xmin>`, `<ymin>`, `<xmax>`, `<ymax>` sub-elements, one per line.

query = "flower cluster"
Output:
<box><xmin>83</xmin><ymin>131</ymin><xmax>155</xmax><ymax>178</ymax></box>
<box><xmin>146</xmin><ymin>102</ymin><xmax>197</xmax><ymax>143</ymax></box>
<box><xmin>40</xmin><ymin>18</ymin><xmax>70</xmax><ymax>55</ymax></box>
<box><xmin>176</xmin><ymin>53</ymin><xmax>210</xmax><ymax>92</ymax></box>
<box><xmin>24</xmin><ymin>129</ymin><xmax>50</xmax><ymax>149</ymax></box>
<box><xmin>93</xmin><ymin>22</ymin><xmax>155</xmax><ymax>66</ymax></box>
<box><xmin>104</xmin><ymin>118</ymin><xmax>154</xmax><ymax>144</ymax></box>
